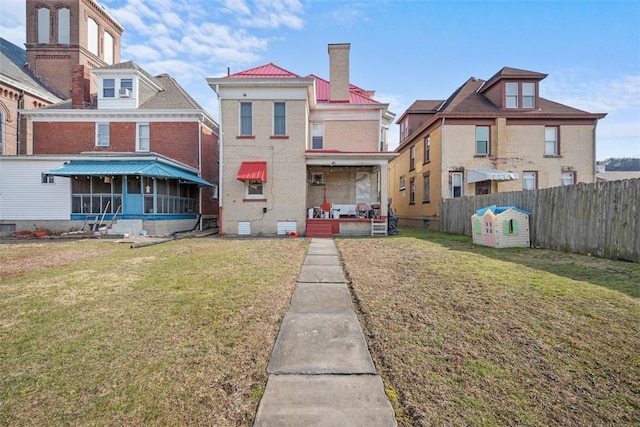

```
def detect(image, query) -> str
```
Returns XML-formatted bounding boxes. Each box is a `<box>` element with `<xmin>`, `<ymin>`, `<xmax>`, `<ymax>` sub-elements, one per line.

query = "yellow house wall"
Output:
<box><xmin>220</xmin><ymin>98</ymin><xmax>308</xmax><ymax>236</ymax></box>
<box><xmin>324</xmin><ymin>120</ymin><xmax>379</xmax><ymax>151</ymax></box>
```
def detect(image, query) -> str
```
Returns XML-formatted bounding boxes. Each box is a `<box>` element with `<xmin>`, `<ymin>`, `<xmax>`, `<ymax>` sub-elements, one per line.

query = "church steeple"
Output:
<box><xmin>25</xmin><ymin>0</ymin><xmax>123</xmax><ymax>99</ymax></box>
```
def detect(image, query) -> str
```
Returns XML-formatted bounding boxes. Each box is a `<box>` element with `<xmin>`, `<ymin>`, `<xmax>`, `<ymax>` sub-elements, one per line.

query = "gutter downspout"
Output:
<box><xmin>198</xmin><ymin>120</ymin><xmax>203</xmax><ymax>231</ymax></box>
<box><xmin>440</xmin><ymin>117</ymin><xmax>446</xmax><ymax>204</ymax></box>
<box><xmin>216</xmin><ymin>85</ymin><xmax>224</xmax><ymax>236</ymax></box>
<box><xmin>16</xmin><ymin>90</ymin><xmax>24</xmax><ymax>154</ymax></box>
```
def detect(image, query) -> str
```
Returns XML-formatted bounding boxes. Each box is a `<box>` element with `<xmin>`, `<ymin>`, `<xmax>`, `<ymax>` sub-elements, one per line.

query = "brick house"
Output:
<box><xmin>0</xmin><ymin>37</ymin><xmax>62</xmax><ymax>156</ymax></box>
<box><xmin>207</xmin><ymin>43</ymin><xmax>396</xmax><ymax>237</ymax></box>
<box><xmin>25</xmin><ymin>0</ymin><xmax>123</xmax><ymax>98</ymax></box>
<box><xmin>389</xmin><ymin>67</ymin><xmax>607</xmax><ymax>230</ymax></box>
<box><xmin>6</xmin><ymin>61</ymin><xmax>219</xmax><ymax>236</ymax></box>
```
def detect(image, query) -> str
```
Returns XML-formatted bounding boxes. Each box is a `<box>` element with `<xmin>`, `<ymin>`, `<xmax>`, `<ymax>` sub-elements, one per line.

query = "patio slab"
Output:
<box><xmin>254</xmin><ymin>374</ymin><xmax>397</xmax><ymax>427</ymax></box>
<box><xmin>267</xmin><ymin>312</ymin><xmax>375</xmax><ymax>375</ymax></box>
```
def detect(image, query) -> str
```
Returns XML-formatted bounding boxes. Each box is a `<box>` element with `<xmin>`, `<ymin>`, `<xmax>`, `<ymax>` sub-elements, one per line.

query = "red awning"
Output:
<box><xmin>236</xmin><ymin>161</ymin><xmax>267</xmax><ymax>182</ymax></box>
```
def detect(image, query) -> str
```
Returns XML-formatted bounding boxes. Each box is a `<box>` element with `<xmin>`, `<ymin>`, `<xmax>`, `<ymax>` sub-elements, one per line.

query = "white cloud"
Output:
<box><xmin>123</xmin><ymin>44</ymin><xmax>162</xmax><ymax>61</ymax></box>
<box><xmin>0</xmin><ymin>0</ymin><xmax>26</xmax><ymax>45</ymax></box>
<box><xmin>329</xmin><ymin>2</ymin><xmax>370</xmax><ymax>27</ymax></box>
<box><xmin>236</xmin><ymin>0</ymin><xmax>305</xmax><ymax>29</ymax></box>
<box><xmin>222</xmin><ymin>0</ymin><xmax>251</xmax><ymax>15</ymax></box>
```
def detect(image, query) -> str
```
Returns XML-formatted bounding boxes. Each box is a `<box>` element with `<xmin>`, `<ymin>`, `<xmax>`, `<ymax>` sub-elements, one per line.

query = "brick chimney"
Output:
<box><xmin>71</xmin><ymin>65</ymin><xmax>91</xmax><ymax>109</ymax></box>
<box><xmin>328</xmin><ymin>43</ymin><xmax>350</xmax><ymax>102</ymax></box>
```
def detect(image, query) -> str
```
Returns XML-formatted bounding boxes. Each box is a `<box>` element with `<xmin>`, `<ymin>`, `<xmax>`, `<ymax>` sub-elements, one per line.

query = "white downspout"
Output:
<box><xmin>198</xmin><ymin>120</ymin><xmax>203</xmax><ymax>231</ymax></box>
<box><xmin>216</xmin><ymin>85</ymin><xmax>224</xmax><ymax>235</ymax></box>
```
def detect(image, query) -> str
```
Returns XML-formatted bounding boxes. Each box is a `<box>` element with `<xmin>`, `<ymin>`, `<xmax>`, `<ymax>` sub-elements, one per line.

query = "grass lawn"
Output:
<box><xmin>336</xmin><ymin>229</ymin><xmax>640</xmax><ymax>426</ymax></box>
<box><xmin>0</xmin><ymin>237</ymin><xmax>307</xmax><ymax>426</ymax></box>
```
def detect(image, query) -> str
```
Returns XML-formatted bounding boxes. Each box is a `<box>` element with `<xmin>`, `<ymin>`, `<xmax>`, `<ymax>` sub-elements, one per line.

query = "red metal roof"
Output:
<box><xmin>236</xmin><ymin>161</ymin><xmax>267</xmax><ymax>182</ymax></box>
<box><xmin>227</xmin><ymin>63</ymin><xmax>300</xmax><ymax>79</ymax></box>
<box><xmin>309</xmin><ymin>74</ymin><xmax>379</xmax><ymax>104</ymax></box>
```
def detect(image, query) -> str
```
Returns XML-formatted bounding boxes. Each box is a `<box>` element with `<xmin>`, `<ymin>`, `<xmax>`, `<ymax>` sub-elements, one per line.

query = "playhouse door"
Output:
<box><xmin>484</xmin><ymin>218</ymin><xmax>496</xmax><ymax>247</ymax></box>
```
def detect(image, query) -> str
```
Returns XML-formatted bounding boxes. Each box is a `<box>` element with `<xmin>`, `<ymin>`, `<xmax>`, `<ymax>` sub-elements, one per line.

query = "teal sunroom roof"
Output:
<box><xmin>44</xmin><ymin>161</ymin><xmax>214</xmax><ymax>187</ymax></box>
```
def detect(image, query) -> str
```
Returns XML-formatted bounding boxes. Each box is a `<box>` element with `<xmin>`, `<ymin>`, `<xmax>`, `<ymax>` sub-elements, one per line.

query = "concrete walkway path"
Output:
<box><xmin>254</xmin><ymin>238</ymin><xmax>397</xmax><ymax>426</ymax></box>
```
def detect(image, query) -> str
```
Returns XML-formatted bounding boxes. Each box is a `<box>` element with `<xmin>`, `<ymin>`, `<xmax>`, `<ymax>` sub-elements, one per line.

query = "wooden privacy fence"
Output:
<box><xmin>440</xmin><ymin>178</ymin><xmax>640</xmax><ymax>263</ymax></box>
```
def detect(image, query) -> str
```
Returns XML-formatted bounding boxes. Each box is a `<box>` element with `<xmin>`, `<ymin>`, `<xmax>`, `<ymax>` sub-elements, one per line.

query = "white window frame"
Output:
<box><xmin>41</xmin><ymin>173</ymin><xmax>55</xmax><ymax>184</ymax></box>
<box><xmin>136</xmin><ymin>123</ymin><xmax>150</xmax><ymax>152</ymax></box>
<box><xmin>311</xmin><ymin>123</ymin><xmax>323</xmax><ymax>149</ymax></box>
<box><xmin>451</xmin><ymin>172</ymin><xmax>463</xmax><ymax>198</ymax></box>
<box><xmin>506</xmin><ymin>82</ymin><xmax>518</xmax><ymax>108</ymax></box>
<box><xmin>545</xmin><ymin>126</ymin><xmax>559</xmax><ymax>156</ymax></box>
<box><xmin>240</xmin><ymin>102</ymin><xmax>252</xmax><ymax>136</ymax></box>
<box><xmin>409</xmin><ymin>145</ymin><xmax>416</xmax><ymax>170</ymax></box>
<box><xmin>96</xmin><ymin>123</ymin><xmax>109</xmax><ymax>147</ymax></box>
<box><xmin>561</xmin><ymin>171</ymin><xmax>575</xmax><ymax>186</ymax></box>
<box><xmin>103</xmin><ymin>78</ymin><xmax>115</xmax><ymax>98</ymax></box>
<box><xmin>399</xmin><ymin>175</ymin><xmax>406</xmax><ymax>191</ymax></box>
<box><xmin>409</xmin><ymin>178</ymin><xmax>416</xmax><ymax>204</ymax></box>
<box><xmin>475</xmin><ymin>126</ymin><xmax>489</xmax><ymax>156</ymax></box>
<box><xmin>522</xmin><ymin>82</ymin><xmax>535</xmax><ymax>108</ymax></box>
<box><xmin>245</xmin><ymin>180</ymin><xmax>264</xmax><ymax>199</ymax></box>
<box><xmin>523</xmin><ymin>171</ymin><xmax>537</xmax><ymax>190</ymax></box>
<box><xmin>273</xmin><ymin>101</ymin><xmax>286</xmax><ymax>136</ymax></box>
<box><xmin>424</xmin><ymin>135</ymin><xmax>430</xmax><ymax>163</ymax></box>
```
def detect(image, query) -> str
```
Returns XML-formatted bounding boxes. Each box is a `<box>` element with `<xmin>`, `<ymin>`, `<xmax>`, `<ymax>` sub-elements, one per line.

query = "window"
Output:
<box><xmin>120</xmin><ymin>78</ymin><xmax>132</xmax><ymax>97</ymax></box>
<box><xmin>104</xmin><ymin>32</ymin><xmax>114</xmax><ymax>64</ymax></box>
<box><xmin>476</xmin><ymin>126</ymin><xmax>489</xmax><ymax>156</ymax></box>
<box><xmin>400</xmin><ymin>119</ymin><xmax>409</xmax><ymax>140</ymax></box>
<box><xmin>246</xmin><ymin>181</ymin><xmax>264</xmax><ymax>199</ymax></box>
<box><xmin>87</xmin><ymin>18</ymin><xmax>98</xmax><ymax>56</ymax></box>
<box><xmin>58</xmin><ymin>8</ymin><xmax>70</xmax><ymax>44</ymax></box>
<box><xmin>312</xmin><ymin>123</ymin><xmax>323</xmax><ymax>149</ymax></box>
<box><xmin>522</xmin><ymin>83</ymin><xmax>535</xmax><ymax>108</ymax></box>
<box><xmin>523</xmin><ymin>171</ymin><xmax>537</xmax><ymax>190</ymax></box>
<box><xmin>240</xmin><ymin>102</ymin><xmax>252</xmax><ymax>136</ymax></box>
<box><xmin>409</xmin><ymin>145</ymin><xmax>416</xmax><ymax>170</ymax></box>
<box><xmin>41</xmin><ymin>173</ymin><xmax>55</xmax><ymax>184</ymax></box>
<box><xmin>409</xmin><ymin>178</ymin><xmax>415</xmax><ymax>204</ymax></box>
<box><xmin>422</xmin><ymin>174</ymin><xmax>430</xmax><ymax>203</ymax></box>
<box><xmin>103</xmin><ymin>78</ymin><xmax>115</xmax><ymax>98</ymax></box>
<box><xmin>273</xmin><ymin>102</ymin><xmax>286</xmax><ymax>136</ymax></box>
<box><xmin>545</xmin><ymin>126</ymin><xmax>559</xmax><ymax>156</ymax></box>
<box><xmin>451</xmin><ymin>172</ymin><xmax>463</xmax><ymax>197</ymax></box>
<box><xmin>506</xmin><ymin>82</ymin><xmax>518</xmax><ymax>108</ymax></box>
<box><xmin>312</xmin><ymin>172</ymin><xmax>323</xmax><ymax>185</ymax></box>
<box><xmin>96</xmin><ymin>123</ymin><xmax>109</xmax><ymax>146</ymax></box>
<box><xmin>423</xmin><ymin>135</ymin><xmax>430</xmax><ymax>163</ymax></box>
<box><xmin>137</xmin><ymin>123</ymin><xmax>150</xmax><ymax>152</ymax></box>
<box><xmin>37</xmin><ymin>8</ymin><xmax>50</xmax><ymax>44</ymax></box>
<box><xmin>399</xmin><ymin>175</ymin><xmax>406</xmax><ymax>191</ymax></box>
<box><xmin>561</xmin><ymin>171</ymin><xmax>575</xmax><ymax>186</ymax></box>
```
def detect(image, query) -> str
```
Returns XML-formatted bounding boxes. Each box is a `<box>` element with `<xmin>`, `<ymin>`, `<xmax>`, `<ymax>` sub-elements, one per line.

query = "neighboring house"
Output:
<box><xmin>5</xmin><ymin>61</ymin><xmax>219</xmax><ymax>236</ymax></box>
<box><xmin>389</xmin><ymin>67</ymin><xmax>607</xmax><ymax>230</ymax></box>
<box><xmin>25</xmin><ymin>0</ymin><xmax>123</xmax><ymax>98</ymax></box>
<box><xmin>207</xmin><ymin>43</ymin><xmax>396</xmax><ymax>237</ymax></box>
<box><xmin>0</xmin><ymin>37</ymin><xmax>62</xmax><ymax>156</ymax></box>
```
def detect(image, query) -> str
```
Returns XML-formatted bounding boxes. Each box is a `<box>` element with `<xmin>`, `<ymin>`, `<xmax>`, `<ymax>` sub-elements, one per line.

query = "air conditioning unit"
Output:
<box><xmin>119</xmin><ymin>88</ymin><xmax>131</xmax><ymax>98</ymax></box>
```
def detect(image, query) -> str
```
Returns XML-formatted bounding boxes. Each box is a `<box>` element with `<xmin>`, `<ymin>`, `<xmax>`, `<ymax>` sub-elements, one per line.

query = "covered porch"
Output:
<box><xmin>304</xmin><ymin>151</ymin><xmax>396</xmax><ymax>237</ymax></box>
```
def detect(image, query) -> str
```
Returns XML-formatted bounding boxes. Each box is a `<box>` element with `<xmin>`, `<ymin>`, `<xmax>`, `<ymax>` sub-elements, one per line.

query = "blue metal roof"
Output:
<box><xmin>45</xmin><ymin>161</ymin><xmax>214</xmax><ymax>187</ymax></box>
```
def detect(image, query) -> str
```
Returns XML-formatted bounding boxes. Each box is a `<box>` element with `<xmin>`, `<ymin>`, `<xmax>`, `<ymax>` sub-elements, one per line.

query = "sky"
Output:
<box><xmin>1</xmin><ymin>0</ymin><xmax>639</xmax><ymax>161</ymax></box>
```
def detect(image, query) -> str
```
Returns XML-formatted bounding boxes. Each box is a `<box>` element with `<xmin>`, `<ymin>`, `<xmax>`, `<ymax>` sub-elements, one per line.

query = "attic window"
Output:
<box><xmin>103</xmin><ymin>79</ymin><xmax>115</xmax><ymax>98</ymax></box>
<box><xmin>522</xmin><ymin>83</ymin><xmax>535</xmax><ymax>108</ymax></box>
<box><xmin>506</xmin><ymin>83</ymin><xmax>518</xmax><ymax>108</ymax></box>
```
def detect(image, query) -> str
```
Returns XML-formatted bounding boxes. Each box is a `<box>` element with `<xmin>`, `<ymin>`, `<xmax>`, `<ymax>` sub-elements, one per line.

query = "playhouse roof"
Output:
<box><xmin>476</xmin><ymin>205</ymin><xmax>531</xmax><ymax>217</ymax></box>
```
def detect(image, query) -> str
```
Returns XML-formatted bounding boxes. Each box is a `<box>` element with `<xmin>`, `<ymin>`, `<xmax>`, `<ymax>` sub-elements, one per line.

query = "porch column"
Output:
<box><xmin>379</xmin><ymin>161</ymin><xmax>389</xmax><ymax>217</ymax></box>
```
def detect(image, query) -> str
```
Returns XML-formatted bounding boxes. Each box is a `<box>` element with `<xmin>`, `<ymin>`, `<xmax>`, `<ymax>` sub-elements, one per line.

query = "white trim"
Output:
<box><xmin>136</xmin><ymin>123</ymin><xmax>150</xmax><ymax>152</ymax></box>
<box><xmin>95</xmin><ymin>123</ymin><xmax>110</xmax><ymax>147</ymax></box>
